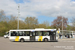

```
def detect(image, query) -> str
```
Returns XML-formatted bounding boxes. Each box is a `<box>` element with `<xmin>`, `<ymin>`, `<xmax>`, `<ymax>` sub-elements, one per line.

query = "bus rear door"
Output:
<box><xmin>50</xmin><ymin>31</ymin><xmax>56</xmax><ymax>41</ymax></box>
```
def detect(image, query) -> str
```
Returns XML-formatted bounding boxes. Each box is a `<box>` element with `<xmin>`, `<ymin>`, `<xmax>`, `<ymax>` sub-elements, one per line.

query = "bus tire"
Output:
<box><xmin>20</xmin><ymin>38</ymin><xmax>24</xmax><ymax>42</ymax></box>
<box><xmin>44</xmin><ymin>38</ymin><xmax>48</xmax><ymax>42</ymax></box>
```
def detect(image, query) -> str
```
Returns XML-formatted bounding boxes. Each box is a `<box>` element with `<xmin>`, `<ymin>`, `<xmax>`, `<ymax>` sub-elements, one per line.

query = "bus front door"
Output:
<box><xmin>30</xmin><ymin>32</ymin><xmax>35</xmax><ymax>41</ymax></box>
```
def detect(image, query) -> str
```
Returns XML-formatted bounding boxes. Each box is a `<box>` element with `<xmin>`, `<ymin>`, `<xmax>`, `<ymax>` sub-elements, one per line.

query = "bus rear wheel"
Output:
<box><xmin>44</xmin><ymin>38</ymin><xmax>48</xmax><ymax>42</ymax></box>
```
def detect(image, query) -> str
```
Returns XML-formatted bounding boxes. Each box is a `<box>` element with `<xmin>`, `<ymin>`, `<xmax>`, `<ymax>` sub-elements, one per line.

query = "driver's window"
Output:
<box><xmin>11</xmin><ymin>31</ymin><xmax>18</xmax><ymax>36</ymax></box>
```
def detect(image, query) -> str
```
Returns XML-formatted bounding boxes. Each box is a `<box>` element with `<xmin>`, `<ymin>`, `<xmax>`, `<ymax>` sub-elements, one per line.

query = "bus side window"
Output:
<box><xmin>33</xmin><ymin>32</ymin><xmax>35</xmax><ymax>36</ymax></box>
<box><xmin>18</xmin><ymin>31</ymin><xmax>23</xmax><ymax>36</ymax></box>
<box><xmin>23</xmin><ymin>31</ymin><xmax>26</xmax><ymax>36</ymax></box>
<box><xmin>26</xmin><ymin>31</ymin><xmax>30</xmax><ymax>36</ymax></box>
<box><xmin>11</xmin><ymin>31</ymin><xmax>17</xmax><ymax>36</ymax></box>
<box><xmin>43</xmin><ymin>31</ymin><xmax>49</xmax><ymax>36</ymax></box>
<box><xmin>36</xmin><ymin>31</ymin><xmax>42</xmax><ymax>36</ymax></box>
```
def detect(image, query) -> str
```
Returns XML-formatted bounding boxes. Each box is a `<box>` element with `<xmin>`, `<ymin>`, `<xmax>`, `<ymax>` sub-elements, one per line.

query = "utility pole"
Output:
<box><xmin>17</xmin><ymin>4</ymin><xmax>20</xmax><ymax>29</ymax></box>
<box><xmin>62</xmin><ymin>16</ymin><xmax>63</xmax><ymax>35</ymax></box>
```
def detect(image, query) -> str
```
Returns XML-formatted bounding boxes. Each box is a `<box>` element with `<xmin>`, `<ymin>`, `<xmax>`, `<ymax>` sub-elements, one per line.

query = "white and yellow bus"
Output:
<box><xmin>9</xmin><ymin>29</ymin><xmax>58</xmax><ymax>42</ymax></box>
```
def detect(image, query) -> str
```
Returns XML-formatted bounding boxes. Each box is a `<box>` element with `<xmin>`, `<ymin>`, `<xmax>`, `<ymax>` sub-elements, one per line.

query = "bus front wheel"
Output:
<box><xmin>20</xmin><ymin>38</ymin><xmax>24</xmax><ymax>42</ymax></box>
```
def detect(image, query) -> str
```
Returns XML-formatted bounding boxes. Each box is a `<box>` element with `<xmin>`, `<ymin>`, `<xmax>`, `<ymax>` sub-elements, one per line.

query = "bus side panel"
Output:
<box><xmin>38</xmin><ymin>36</ymin><xmax>43</xmax><ymax>41</ymax></box>
<box><xmin>35</xmin><ymin>36</ymin><xmax>39</xmax><ymax>41</ymax></box>
<box><xmin>9</xmin><ymin>36</ymin><xmax>16</xmax><ymax>41</ymax></box>
<box><xmin>15</xmin><ymin>36</ymin><xmax>19</xmax><ymax>41</ymax></box>
<box><xmin>19</xmin><ymin>36</ymin><xmax>30</xmax><ymax>41</ymax></box>
<box><xmin>10</xmin><ymin>36</ymin><xmax>19</xmax><ymax>41</ymax></box>
<box><xmin>35</xmin><ymin>36</ymin><xmax>50</xmax><ymax>41</ymax></box>
<box><xmin>35</xmin><ymin>36</ymin><xmax>43</xmax><ymax>41</ymax></box>
<box><xmin>9</xmin><ymin>36</ymin><xmax>30</xmax><ymax>41</ymax></box>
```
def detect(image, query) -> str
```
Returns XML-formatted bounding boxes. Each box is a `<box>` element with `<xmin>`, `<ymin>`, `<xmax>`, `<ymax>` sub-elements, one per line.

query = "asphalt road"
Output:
<box><xmin>0</xmin><ymin>37</ymin><xmax>75</xmax><ymax>50</ymax></box>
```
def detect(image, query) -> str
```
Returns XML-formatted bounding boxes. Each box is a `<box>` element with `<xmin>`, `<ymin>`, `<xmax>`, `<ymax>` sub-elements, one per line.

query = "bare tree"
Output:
<box><xmin>51</xmin><ymin>16</ymin><xmax>68</xmax><ymax>29</ymax></box>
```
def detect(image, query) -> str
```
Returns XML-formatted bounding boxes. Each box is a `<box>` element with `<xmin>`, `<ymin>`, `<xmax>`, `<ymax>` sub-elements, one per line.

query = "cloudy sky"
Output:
<box><xmin>0</xmin><ymin>0</ymin><xmax>75</xmax><ymax>25</ymax></box>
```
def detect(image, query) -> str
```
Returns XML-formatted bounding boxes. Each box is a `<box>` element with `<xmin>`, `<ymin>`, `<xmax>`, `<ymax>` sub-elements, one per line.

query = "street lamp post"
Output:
<box><xmin>17</xmin><ymin>4</ymin><xmax>20</xmax><ymax>29</ymax></box>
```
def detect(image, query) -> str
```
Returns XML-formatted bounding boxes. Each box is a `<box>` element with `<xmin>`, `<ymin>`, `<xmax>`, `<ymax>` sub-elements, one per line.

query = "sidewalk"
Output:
<box><xmin>58</xmin><ymin>38</ymin><xmax>75</xmax><ymax>40</ymax></box>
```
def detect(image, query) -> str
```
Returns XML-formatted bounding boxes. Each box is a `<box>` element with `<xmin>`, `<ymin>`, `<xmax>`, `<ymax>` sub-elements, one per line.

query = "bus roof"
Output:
<box><xmin>9</xmin><ymin>29</ymin><xmax>56</xmax><ymax>31</ymax></box>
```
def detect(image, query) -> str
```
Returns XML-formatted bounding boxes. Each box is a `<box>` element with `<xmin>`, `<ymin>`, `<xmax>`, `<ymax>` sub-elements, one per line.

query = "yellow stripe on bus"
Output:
<box><xmin>38</xmin><ymin>36</ymin><xmax>43</xmax><ymax>41</ymax></box>
<box><xmin>15</xmin><ymin>36</ymin><xmax>19</xmax><ymax>41</ymax></box>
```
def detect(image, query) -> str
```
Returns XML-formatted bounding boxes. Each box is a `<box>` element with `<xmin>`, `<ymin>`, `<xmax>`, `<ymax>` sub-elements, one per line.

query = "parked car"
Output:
<box><xmin>4</xmin><ymin>31</ymin><xmax>9</xmax><ymax>38</ymax></box>
<box><xmin>4</xmin><ymin>34</ymin><xmax>9</xmax><ymax>38</ymax></box>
